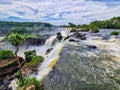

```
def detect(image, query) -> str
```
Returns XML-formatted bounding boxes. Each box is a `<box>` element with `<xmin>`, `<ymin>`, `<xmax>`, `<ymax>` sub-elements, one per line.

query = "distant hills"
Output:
<box><xmin>0</xmin><ymin>21</ymin><xmax>56</xmax><ymax>35</ymax></box>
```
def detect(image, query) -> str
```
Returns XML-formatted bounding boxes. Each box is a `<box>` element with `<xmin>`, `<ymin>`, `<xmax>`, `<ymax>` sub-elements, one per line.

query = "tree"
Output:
<box><xmin>68</xmin><ymin>22</ymin><xmax>76</xmax><ymax>27</ymax></box>
<box><xmin>7</xmin><ymin>33</ymin><xmax>25</xmax><ymax>85</ymax></box>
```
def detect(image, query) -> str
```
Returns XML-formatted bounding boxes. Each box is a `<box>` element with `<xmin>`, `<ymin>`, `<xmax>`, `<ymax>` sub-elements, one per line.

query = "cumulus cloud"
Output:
<box><xmin>0</xmin><ymin>0</ymin><xmax>120</xmax><ymax>25</ymax></box>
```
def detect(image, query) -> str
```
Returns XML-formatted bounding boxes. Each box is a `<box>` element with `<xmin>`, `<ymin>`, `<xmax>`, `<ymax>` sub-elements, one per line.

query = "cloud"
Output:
<box><xmin>0</xmin><ymin>0</ymin><xmax>120</xmax><ymax>25</ymax></box>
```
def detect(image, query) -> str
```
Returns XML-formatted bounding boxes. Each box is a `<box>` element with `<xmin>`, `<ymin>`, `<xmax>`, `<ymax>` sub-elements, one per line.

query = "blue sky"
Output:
<box><xmin>0</xmin><ymin>0</ymin><xmax>120</xmax><ymax>25</ymax></box>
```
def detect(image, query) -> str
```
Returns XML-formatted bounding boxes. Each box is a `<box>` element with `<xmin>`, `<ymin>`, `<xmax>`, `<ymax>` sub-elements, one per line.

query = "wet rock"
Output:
<box><xmin>69</xmin><ymin>38</ymin><xmax>76</xmax><ymax>42</ymax></box>
<box><xmin>0</xmin><ymin>77</ymin><xmax>13</xmax><ymax>90</ymax></box>
<box><xmin>24</xmin><ymin>34</ymin><xmax>49</xmax><ymax>46</ymax></box>
<box><xmin>73</xmin><ymin>32</ymin><xmax>86</xmax><ymax>40</ymax></box>
<box><xmin>46</xmin><ymin>48</ymin><xmax>53</xmax><ymax>55</ymax></box>
<box><xmin>85</xmin><ymin>45</ymin><xmax>97</xmax><ymax>49</ymax></box>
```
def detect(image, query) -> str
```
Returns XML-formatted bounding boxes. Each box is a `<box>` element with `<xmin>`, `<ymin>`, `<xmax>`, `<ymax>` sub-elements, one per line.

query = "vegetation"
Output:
<box><xmin>24</xmin><ymin>50</ymin><xmax>36</xmax><ymax>62</ymax></box>
<box><xmin>6</xmin><ymin>61</ymin><xmax>14</xmax><ymax>67</ymax></box>
<box><xmin>46</xmin><ymin>48</ymin><xmax>53</xmax><ymax>54</ymax></box>
<box><xmin>7</xmin><ymin>33</ymin><xmax>25</xmax><ymax>57</ymax></box>
<box><xmin>110</xmin><ymin>31</ymin><xmax>119</xmax><ymax>35</ymax></box>
<box><xmin>0</xmin><ymin>21</ymin><xmax>54</xmax><ymax>34</ymax></box>
<box><xmin>0</xmin><ymin>50</ymin><xmax>14</xmax><ymax>61</ymax></box>
<box><xmin>61</xmin><ymin>16</ymin><xmax>120</xmax><ymax>32</ymax></box>
<box><xmin>56</xmin><ymin>32</ymin><xmax>63</xmax><ymax>41</ymax></box>
<box><xmin>23</xmin><ymin>56</ymin><xmax>44</xmax><ymax>69</ymax></box>
<box><xmin>17</xmin><ymin>77</ymin><xmax>43</xmax><ymax>90</ymax></box>
<box><xmin>7</xmin><ymin>33</ymin><xmax>25</xmax><ymax>85</ymax></box>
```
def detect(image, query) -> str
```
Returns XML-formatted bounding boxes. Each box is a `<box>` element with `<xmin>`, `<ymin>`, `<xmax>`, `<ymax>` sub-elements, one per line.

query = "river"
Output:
<box><xmin>4</xmin><ymin>28</ymin><xmax>120</xmax><ymax>90</ymax></box>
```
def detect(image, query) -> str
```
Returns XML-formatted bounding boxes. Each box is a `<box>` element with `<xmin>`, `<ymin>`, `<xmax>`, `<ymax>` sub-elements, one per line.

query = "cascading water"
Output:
<box><xmin>31</xmin><ymin>28</ymin><xmax>71</xmax><ymax>81</ymax></box>
<box><xmin>9</xmin><ymin>28</ymin><xmax>71</xmax><ymax>90</ymax></box>
<box><xmin>42</xmin><ymin>34</ymin><xmax>120</xmax><ymax>90</ymax></box>
<box><xmin>9</xmin><ymin>28</ymin><xmax>120</xmax><ymax>90</ymax></box>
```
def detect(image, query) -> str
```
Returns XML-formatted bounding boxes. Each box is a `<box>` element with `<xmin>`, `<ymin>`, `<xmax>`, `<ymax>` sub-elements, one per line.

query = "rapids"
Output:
<box><xmin>9</xmin><ymin>28</ymin><xmax>120</xmax><ymax>90</ymax></box>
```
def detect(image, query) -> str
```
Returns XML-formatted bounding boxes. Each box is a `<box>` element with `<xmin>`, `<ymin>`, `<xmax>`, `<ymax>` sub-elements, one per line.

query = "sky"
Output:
<box><xmin>0</xmin><ymin>0</ymin><xmax>120</xmax><ymax>25</ymax></box>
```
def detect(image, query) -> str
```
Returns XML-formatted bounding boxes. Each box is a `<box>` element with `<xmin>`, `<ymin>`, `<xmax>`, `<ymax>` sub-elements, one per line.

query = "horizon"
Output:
<box><xmin>0</xmin><ymin>0</ymin><xmax>120</xmax><ymax>25</ymax></box>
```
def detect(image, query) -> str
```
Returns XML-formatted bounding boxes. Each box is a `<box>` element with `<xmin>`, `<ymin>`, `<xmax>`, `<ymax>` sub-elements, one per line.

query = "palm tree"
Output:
<box><xmin>7</xmin><ymin>33</ymin><xmax>25</xmax><ymax>85</ymax></box>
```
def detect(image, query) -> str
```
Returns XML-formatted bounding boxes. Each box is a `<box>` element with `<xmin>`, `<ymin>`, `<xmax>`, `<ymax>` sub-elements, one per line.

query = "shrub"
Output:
<box><xmin>46</xmin><ymin>48</ymin><xmax>53</xmax><ymax>54</ymax></box>
<box><xmin>0</xmin><ymin>50</ymin><xmax>14</xmax><ymax>60</ymax></box>
<box><xmin>24</xmin><ymin>50</ymin><xmax>36</xmax><ymax>61</ymax></box>
<box><xmin>56</xmin><ymin>32</ymin><xmax>62</xmax><ymax>41</ymax></box>
<box><xmin>18</xmin><ymin>77</ymin><xmax>43</xmax><ymax>90</ymax></box>
<box><xmin>23</xmin><ymin>56</ymin><xmax>44</xmax><ymax>68</ymax></box>
<box><xmin>110</xmin><ymin>31</ymin><xmax>119</xmax><ymax>35</ymax></box>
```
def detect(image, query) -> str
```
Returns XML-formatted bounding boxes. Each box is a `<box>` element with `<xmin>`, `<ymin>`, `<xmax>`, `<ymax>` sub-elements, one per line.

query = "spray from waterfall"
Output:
<box><xmin>9</xmin><ymin>28</ymin><xmax>71</xmax><ymax>89</ymax></box>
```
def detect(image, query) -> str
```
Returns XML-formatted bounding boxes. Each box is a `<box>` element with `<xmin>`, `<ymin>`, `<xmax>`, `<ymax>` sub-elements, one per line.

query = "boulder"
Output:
<box><xmin>69</xmin><ymin>38</ymin><xmax>76</xmax><ymax>42</ymax></box>
<box><xmin>73</xmin><ymin>32</ymin><xmax>86</xmax><ymax>40</ymax></box>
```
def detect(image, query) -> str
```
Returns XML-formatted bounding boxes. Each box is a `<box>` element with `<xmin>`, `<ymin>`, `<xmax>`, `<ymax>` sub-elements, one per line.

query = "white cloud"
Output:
<box><xmin>0</xmin><ymin>0</ymin><xmax>120</xmax><ymax>25</ymax></box>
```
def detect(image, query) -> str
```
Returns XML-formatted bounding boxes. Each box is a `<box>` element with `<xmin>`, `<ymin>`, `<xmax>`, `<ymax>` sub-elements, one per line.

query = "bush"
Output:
<box><xmin>23</xmin><ymin>56</ymin><xmax>44</xmax><ymax>68</ymax></box>
<box><xmin>110</xmin><ymin>31</ymin><xmax>119</xmax><ymax>35</ymax></box>
<box><xmin>56</xmin><ymin>32</ymin><xmax>62</xmax><ymax>41</ymax></box>
<box><xmin>0</xmin><ymin>50</ymin><xmax>14</xmax><ymax>60</ymax></box>
<box><xmin>18</xmin><ymin>77</ymin><xmax>43</xmax><ymax>90</ymax></box>
<box><xmin>24</xmin><ymin>50</ymin><xmax>36</xmax><ymax>61</ymax></box>
<box><xmin>46</xmin><ymin>48</ymin><xmax>53</xmax><ymax>54</ymax></box>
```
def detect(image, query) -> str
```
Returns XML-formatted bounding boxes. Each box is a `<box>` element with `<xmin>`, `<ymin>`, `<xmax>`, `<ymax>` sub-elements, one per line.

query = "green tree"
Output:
<box><xmin>7</xmin><ymin>33</ymin><xmax>25</xmax><ymax>85</ymax></box>
<box><xmin>68</xmin><ymin>22</ymin><xmax>76</xmax><ymax>27</ymax></box>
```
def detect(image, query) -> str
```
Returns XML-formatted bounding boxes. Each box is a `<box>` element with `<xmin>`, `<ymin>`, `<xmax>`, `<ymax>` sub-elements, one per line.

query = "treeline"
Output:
<box><xmin>61</xmin><ymin>16</ymin><xmax>120</xmax><ymax>32</ymax></box>
<box><xmin>0</xmin><ymin>21</ymin><xmax>55</xmax><ymax>34</ymax></box>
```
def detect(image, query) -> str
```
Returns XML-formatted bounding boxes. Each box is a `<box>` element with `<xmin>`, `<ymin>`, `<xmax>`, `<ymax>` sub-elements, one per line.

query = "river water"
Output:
<box><xmin>3</xmin><ymin>28</ymin><xmax>120</xmax><ymax>90</ymax></box>
<box><xmin>42</xmin><ymin>29</ymin><xmax>120</xmax><ymax>90</ymax></box>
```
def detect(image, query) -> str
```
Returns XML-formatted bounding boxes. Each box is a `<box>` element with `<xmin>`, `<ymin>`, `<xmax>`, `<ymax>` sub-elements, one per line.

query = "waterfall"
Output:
<box><xmin>45</xmin><ymin>35</ymin><xmax>56</xmax><ymax>46</ymax></box>
<box><xmin>42</xmin><ymin>35</ymin><xmax>120</xmax><ymax>90</ymax></box>
<box><xmin>9</xmin><ymin>28</ymin><xmax>71</xmax><ymax>90</ymax></box>
<box><xmin>32</xmin><ymin>28</ymin><xmax>71</xmax><ymax>81</ymax></box>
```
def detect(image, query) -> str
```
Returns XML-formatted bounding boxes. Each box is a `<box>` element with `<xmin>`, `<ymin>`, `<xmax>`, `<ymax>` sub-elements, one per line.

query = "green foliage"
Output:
<box><xmin>62</xmin><ymin>16</ymin><xmax>120</xmax><ymax>30</ymax></box>
<box><xmin>68</xmin><ymin>22</ymin><xmax>76</xmax><ymax>27</ymax></box>
<box><xmin>0</xmin><ymin>50</ymin><xmax>14</xmax><ymax>60</ymax></box>
<box><xmin>18</xmin><ymin>77</ymin><xmax>43</xmax><ymax>90</ymax></box>
<box><xmin>24</xmin><ymin>50</ymin><xmax>36</xmax><ymax>61</ymax></box>
<box><xmin>7</xmin><ymin>33</ymin><xmax>25</xmax><ymax>47</ymax></box>
<box><xmin>46</xmin><ymin>48</ymin><xmax>53</xmax><ymax>54</ymax></box>
<box><xmin>0</xmin><ymin>21</ymin><xmax>54</xmax><ymax>34</ymax></box>
<box><xmin>110</xmin><ymin>31</ymin><xmax>119</xmax><ymax>35</ymax></box>
<box><xmin>23</xmin><ymin>56</ymin><xmax>44</xmax><ymax>68</ymax></box>
<box><xmin>6</xmin><ymin>61</ymin><xmax>14</xmax><ymax>66</ymax></box>
<box><xmin>80</xmin><ymin>24</ymin><xmax>89</xmax><ymax>32</ymax></box>
<box><xmin>57</xmin><ymin>32</ymin><xmax>62</xmax><ymax>41</ymax></box>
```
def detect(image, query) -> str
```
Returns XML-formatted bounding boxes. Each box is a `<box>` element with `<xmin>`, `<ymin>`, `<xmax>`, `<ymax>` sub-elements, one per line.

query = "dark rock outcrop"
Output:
<box><xmin>24</xmin><ymin>34</ymin><xmax>50</xmax><ymax>46</ymax></box>
<box><xmin>0</xmin><ymin>57</ymin><xmax>25</xmax><ymax>90</ymax></box>
<box><xmin>85</xmin><ymin>45</ymin><xmax>97</xmax><ymax>49</ymax></box>
<box><xmin>0</xmin><ymin>57</ymin><xmax>25</xmax><ymax>78</ymax></box>
<box><xmin>73</xmin><ymin>32</ymin><xmax>86</xmax><ymax>40</ymax></box>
